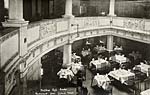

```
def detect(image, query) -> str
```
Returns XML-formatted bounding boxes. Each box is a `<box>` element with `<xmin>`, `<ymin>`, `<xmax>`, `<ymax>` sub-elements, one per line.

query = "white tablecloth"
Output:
<box><xmin>115</xmin><ymin>55</ymin><xmax>127</xmax><ymax>64</ymax></box>
<box><xmin>71</xmin><ymin>63</ymin><xmax>84</xmax><ymax>74</ymax></box>
<box><xmin>57</xmin><ymin>69</ymin><xmax>74</xmax><ymax>81</ymax></box>
<box><xmin>89</xmin><ymin>59</ymin><xmax>109</xmax><ymax>69</ymax></box>
<box><xmin>141</xmin><ymin>89</ymin><xmax>150</xmax><ymax>95</ymax></box>
<box><xmin>92</xmin><ymin>74</ymin><xmax>110</xmax><ymax>90</ymax></box>
<box><xmin>108</xmin><ymin>69</ymin><xmax>135</xmax><ymax>84</ymax></box>
<box><xmin>134</xmin><ymin>64</ymin><xmax>150</xmax><ymax>75</ymax></box>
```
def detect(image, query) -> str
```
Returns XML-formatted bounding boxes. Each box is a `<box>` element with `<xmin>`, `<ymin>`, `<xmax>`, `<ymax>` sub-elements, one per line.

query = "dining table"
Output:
<box><xmin>57</xmin><ymin>68</ymin><xmax>74</xmax><ymax>81</ymax></box>
<box><xmin>133</xmin><ymin>63</ymin><xmax>150</xmax><ymax>76</ymax></box>
<box><xmin>140</xmin><ymin>89</ymin><xmax>150</xmax><ymax>95</ymax></box>
<box><xmin>89</xmin><ymin>58</ymin><xmax>110</xmax><ymax>70</ymax></box>
<box><xmin>108</xmin><ymin>69</ymin><xmax>135</xmax><ymax>84</ymax></box>
<box><xmin>114</xmin><ymin>54</ymin><xmax>129</xmax><ymax>64</ymax></box>
<box><xmin>91</xmin><ymin>74</ymin><xmax>111</xmax><ymax>90</ymax></box>
<box><xmin>70</xmin><ymin>62</ymin><xmax>84</xmax><ymax>74</ymax></box>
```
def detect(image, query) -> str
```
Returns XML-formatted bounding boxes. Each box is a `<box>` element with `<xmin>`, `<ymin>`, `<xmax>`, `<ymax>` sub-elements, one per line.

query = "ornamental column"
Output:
<box><xmin>9</xmin><ymin>0</ymin><xmax>24</xmax><ymax>21</ymax></box>
<box><xmin>8</xmin><ymin>0</ymin><xmax>25</xmax><ymax>22</ymax></box>
<box><xmin>63</xmin><ymin>0</ymin><xmax>74</xmax><ymax>18</ymax></box>
<box><xmin>108</xmin><ymin>0</ymin><xmax>116</xmax><ymax>16</ymax></box>
<box><xmin>2</xmin><ymin>0</ymin><xmax>28</xmax><ymax>27</ymax></box>
<box><xmin>63</xmin><ymin>43</ymin><xmax>72</xmax><ymax>67</ymax></box>
<box><xmin>107</xmin><ymin>35</ymin><xmax>114</xmax><ymax>52</ymax></box>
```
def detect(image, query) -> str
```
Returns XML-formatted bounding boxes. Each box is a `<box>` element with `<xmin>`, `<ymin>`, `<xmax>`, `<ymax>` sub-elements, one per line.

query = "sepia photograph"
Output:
<box><xmin>1</xmin><ymin>0</ymin><xmax>150</xmax><ymax>95</ymax></box>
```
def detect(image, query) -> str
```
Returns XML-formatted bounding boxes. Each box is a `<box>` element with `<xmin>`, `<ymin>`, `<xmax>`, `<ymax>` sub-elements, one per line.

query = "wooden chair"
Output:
<box><xmin>142</xmin><ymin>68</ymin><xmax>150</xmax><ymax>90</ymax></box>
<box><xmin>134</xmin><ymin>66</ymin><xmax>141</xmax><ymax>71</ymax></box>
<box><xmin>124</xmin><ymin>76</ymin><xmax>135</xmax><ymax>86</ymax></box>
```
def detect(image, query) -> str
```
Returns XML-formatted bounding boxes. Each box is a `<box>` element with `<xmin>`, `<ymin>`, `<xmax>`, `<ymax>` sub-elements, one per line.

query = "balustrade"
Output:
<box><xmin>112</xmin><ymin>17</ymin><xmax>150</xmax><ymax>33</ymax></box>
<box><xmin>72</xmin><ymin>17</ymin><xmax>111</xmax><ymax>32</ymax></box>
<box><xmin>1</xmin><ymin>17</ymin><xmax>150</xmax><ymax>70</ymax></box>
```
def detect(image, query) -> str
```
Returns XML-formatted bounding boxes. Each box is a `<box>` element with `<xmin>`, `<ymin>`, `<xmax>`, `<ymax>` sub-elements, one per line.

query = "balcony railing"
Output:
<box><xmin>1</xmin><ymin>16</ymin><xmax>150</xmax><ymax>70</ymax></box>
<box><xmin>27</xmin><ymin>18</ymin><xmax>69</xmax><ymax>48</ymax></box>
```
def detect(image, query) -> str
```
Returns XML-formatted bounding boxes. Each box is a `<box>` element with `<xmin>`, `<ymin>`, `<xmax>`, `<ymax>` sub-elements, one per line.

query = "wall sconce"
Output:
<box><xmin>71</xmin><ymin>24</ymin><xmax>79</xmax><ymax>37</ymax></box>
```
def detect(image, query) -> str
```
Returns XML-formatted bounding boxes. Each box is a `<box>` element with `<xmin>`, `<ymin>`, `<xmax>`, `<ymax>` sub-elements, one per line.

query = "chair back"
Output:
<box><xmin>135</xmin><ymin>66</ymin><xmax>141</xmax><ymax>71</ymax></box>
<box><xmin>128</xmin><ymin>75</ymin><xmax>134</xmax><ymax>80</ymax></box>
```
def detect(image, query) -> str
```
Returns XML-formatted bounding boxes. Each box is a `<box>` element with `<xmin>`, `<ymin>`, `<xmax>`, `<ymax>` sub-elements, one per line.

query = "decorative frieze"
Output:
<box><xmin>73</xmin><ymin>17</ymin><xmax>111</xmax><ymax>31</ymax></box>
<box><xmin>39</xmin><ymin>19</ymin><xmax>69</xmax><ymax>39</ymax></box>
<box><xmin>39</xmin><ymin>21</ymin><xmax>56</xmax><ymax>38</ymax></box>
<box><xmin>123</xmin><ymin>18</ymin><xmax>144</xmax><ymax>31</ymax></box>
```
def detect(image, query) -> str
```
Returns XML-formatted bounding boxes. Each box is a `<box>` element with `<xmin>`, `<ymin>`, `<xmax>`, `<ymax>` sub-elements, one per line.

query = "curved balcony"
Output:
<box><xmin>1</xmin><ymin>16</ymin><xmax>150</xmax><ymax>94</ymax></box>
<box><xmin>1</xmin><ymin>16</ymin><xmax>150</xmax><ymax>71</ymax></box>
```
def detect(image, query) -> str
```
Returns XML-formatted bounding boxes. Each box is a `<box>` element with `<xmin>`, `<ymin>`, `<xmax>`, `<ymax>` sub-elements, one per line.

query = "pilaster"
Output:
<box><xmin>107</xmin><ymin>35</ymin><xmax>114</xmax><ymax>52</ymax></box>
<box><xmin>63</xmin><ymin>43</ymin><xmax>72</xmax><ymax>67</ymax></box>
